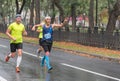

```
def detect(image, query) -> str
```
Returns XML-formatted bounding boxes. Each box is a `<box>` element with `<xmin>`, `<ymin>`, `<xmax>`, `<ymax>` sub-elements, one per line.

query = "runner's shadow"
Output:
<box><xmin>40</xmin><ymin>67</ymin><xmax>51</xmax><ymax>81</ymax></box>
<box><xmin>15</xmin><ymin>73</ymin><xmax>21</xmax><ymax>81</ymax></box>
<box><xmin>46</xmin><ymin>72</ymin><xmax>51</xmax><ymax>81</ymax></box>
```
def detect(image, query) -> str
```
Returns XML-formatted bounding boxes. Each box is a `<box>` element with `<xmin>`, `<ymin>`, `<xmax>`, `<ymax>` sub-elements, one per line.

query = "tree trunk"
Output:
<box><xmin>106</xmin><ymin>11</ymin><xmax>118</xmax><ymax>33</ymax></box>
<box><xmin>107</xmin><ymin>0</ymin><xmax>111</xmax><ymax>14</ymax></box>
<box><xmin>16</xmin><ymin>0</ymin><xmax>19</xmax><ymax>14</ymax></box>
<box><xmin>51</xmin><ymin>0</ymin><xmax>55</xmax><ymax>24</ymax></box>
<box><xmin>29</xmin><ymin>0</ymin><xmax>34</xmax><ymax>25</ymax></box>
<box><xmin>106</xmin><ymin>0</ymin><xmax>120</xmax><ymax>34</ymax></box>
<box><xmin>19</xmin><ymin>0</ymin><xmax>26</xmax><ymax>14</ymax></box>
<box><xmin>35</xmin><ymin>0</ymin><xmax>40</xmax><ymax>24</ymax></box>
<box><xmin>54</xmin><ymin>0</ymin><xmax>64</xmax><ymax>22</ymax></box>
<box><xmin>71</xmin><ymin>3</ymin><xmax>76</xmax><ymax>31</ymax></box>
<box><xmin>88</xmin><ymin>0</ymin><xmax>94</xmax><ymax>32</ymax></box>
<box><xmin>23</xmin><ymin>9</ymin><xmax>28</xmax><ymax>25</ymax></box>
<box><xmin>16</xmin><ymin>0</ymin><xmax>26</xmax><ymax>14</ymax></box>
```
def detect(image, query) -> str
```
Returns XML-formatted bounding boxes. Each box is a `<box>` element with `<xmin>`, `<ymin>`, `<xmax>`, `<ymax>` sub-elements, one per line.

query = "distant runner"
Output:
<box><xmin>36</xmin><ymin>25</ymin><xmax>43</xmax><ymax>57</ymax></box>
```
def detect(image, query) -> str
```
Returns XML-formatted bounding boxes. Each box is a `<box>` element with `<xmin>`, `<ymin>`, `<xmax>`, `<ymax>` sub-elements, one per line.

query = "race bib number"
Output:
<box><xmin>44</xmin><ymin>33</ymin><xmax>51</xmax><ymax>39</ymax></box>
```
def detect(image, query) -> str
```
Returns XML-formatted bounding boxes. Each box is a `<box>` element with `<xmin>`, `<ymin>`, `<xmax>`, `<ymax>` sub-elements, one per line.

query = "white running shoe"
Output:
<box><xmin>36</xmin><ymin>49</ymin><xmax>42</xmax><ymax>57</ymax></box>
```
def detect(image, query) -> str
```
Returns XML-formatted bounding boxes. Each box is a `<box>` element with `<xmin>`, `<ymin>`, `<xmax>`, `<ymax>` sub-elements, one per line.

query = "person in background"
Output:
<box><xmin>36</xmin><ymin>25</ymin><xmax>43</xmax><ymax>57</ymax></box>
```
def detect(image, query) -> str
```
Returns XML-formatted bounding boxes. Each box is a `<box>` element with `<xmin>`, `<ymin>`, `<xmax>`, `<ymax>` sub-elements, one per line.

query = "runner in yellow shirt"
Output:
<box><xmin>36</xmin><ymin>26</ymin><xmax>43</xmax><ymax>57</ymax></box>
<box><xmin>5</xmin><ymin>14</ymin><xmax>27</xmax><ymax>73</ymax></box>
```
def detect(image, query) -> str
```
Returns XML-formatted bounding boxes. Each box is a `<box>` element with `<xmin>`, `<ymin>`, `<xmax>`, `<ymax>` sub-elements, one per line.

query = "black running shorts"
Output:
<box><xmin>10</xmin><ymin>43</ymin><xmax>23</xmax><ymax>52</ymax></box>
<box><xmin>41</xmin><ymin>40</ymin><xmax>53</xmax><ymax>52</ymax></box>
<box><xmin>39</xmin><ymin>38</ymin><xmax>42</xmax><ymax>46</ymax></box>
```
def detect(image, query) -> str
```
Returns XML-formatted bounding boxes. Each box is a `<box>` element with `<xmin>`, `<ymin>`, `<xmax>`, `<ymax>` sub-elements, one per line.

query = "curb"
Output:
<box><xmin>53</xmin><ymin>47</ymin><xmax>120</xmax><ymax>63</ymax></box>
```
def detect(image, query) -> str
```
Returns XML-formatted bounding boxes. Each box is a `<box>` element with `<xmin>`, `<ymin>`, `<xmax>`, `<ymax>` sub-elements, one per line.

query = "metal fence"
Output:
<box><xmin>0</xmin><ymin>24</ymin><xmax>120</xmax><ymax>50</ymax></box>
<box><xmin>0</xmin><ymin>24</ymin><xmax>7</xmax><ymax>33</ymax></box>
<box><xmin>53</xmin><ymin>29</ymin><xmax>120</xmax><ymax>50</ymax></box>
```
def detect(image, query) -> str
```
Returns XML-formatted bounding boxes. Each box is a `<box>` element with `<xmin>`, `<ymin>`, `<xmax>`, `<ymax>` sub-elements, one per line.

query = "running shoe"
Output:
<box><xmin>5</xmin><ymin>56</ymin><xmax>10</xmax><ymax>62</ymax></box>
<box><xmin>36</xmin><ymin>49</ymin><xmax>42</xmax><ymax>57</ymax></box>
<box><xmin>16</xmin><ymin>67</ymin><xmax>20</xmax><ymax>73</ymax></box>
<box><xmin>48</xmin><ymin>67</ymin><xmax>53</xmax><ymax>72</ymax></box>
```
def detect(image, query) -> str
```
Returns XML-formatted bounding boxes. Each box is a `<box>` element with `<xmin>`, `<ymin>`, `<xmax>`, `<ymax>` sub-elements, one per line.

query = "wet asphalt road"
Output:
<box><xmin>0</xmin><ymin>38</ymin><xmax>120</xmax><ymax>81</ymax></box>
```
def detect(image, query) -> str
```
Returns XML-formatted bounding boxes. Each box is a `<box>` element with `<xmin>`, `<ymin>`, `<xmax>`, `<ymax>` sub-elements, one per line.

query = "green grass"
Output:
<box><xmin>53</xmin><ymin>41</ymin><xmax>120</xmax><ymax>58</ymax></box>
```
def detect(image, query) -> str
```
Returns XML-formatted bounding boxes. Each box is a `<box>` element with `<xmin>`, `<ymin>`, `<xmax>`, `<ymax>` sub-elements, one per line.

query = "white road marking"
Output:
<box><xmin>23</xmin><ymin>51</ymin><xmax>120</xmax><ymax>81</ymax></box>
<box><xmin>0</xmin><ymin>76</ymin><xmax>7</xmax><ymax>81</ymax></box>
<box><xmin>23</xmin><ymin>51</ymin><xmax>42</xmax><ymax>59</ymax></box>
<box><xmin>61</xmin><ymin>63</ymin><xmax>120</xmax><ymax>81</ymax></box>
<box><xmin>0</xmin><ymin>45</ymin><xmax>8</xmax><ymax>81</ymax></box>
<box><xmin>23</xmin><ymin>51</ymin><xmax>37</xmax><ymax>57</ymax></box>
<box><xmin>0</xmin><ymin>45</ymin><xmax>7</xmax><ymax>48</ymax></box>
<box><xmin>0</xmin><ymin>45</ymin><xmax>42</xmax><ymax>81</ymax></box>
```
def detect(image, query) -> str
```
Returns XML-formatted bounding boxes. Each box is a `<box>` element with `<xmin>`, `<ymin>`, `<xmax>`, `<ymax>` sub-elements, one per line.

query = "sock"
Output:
<box><xmin>45</xmin><ymin>56</ymin><xmax>51</xmax><ymax>69</ymax></box>
<box><xmin>16</xmin><ymin>56</ymin><xmax>22</xmax><ymax>67</ymax></box>
<box><xmin>8</xmin><ymin>53</ymin><xmax>12</xmax><ymax>57</ymax></box>
<box><xmin>8</xmin><ymin>53</ymin><xmax>16</xmax><ymax>58</ymax></box>
<box><xmin>41</xmin><ymin>55</ymin><xmax>45</xmax><ymax>66</ymax></box>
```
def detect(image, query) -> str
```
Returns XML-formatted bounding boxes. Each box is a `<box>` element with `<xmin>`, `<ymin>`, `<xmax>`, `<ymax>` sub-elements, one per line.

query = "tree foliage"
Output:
<box><xmin>0</xmin><ymin>0</ymin><xmax>119</xmax><ymax>33</ymax></box>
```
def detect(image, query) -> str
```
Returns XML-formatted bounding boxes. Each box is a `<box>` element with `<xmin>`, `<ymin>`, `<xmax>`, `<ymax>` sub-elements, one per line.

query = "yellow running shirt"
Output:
<box><xmin>8</xmin><ymin>22</ymin><xmax>25</xmax><ymax>43</ymax></box>
<box><xmin>37</xmin><ymin>26</ymin><xmax>43</xmax><ymax>38</ymax></box>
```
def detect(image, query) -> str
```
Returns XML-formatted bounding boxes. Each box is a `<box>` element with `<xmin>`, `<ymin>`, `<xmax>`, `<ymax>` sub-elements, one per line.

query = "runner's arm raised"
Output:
<box><xmin>52</xmin><ymin>18</ymin><xmax>68</xmax><ymax>28</ymax></box>
<box><xmin>32</xmin><ymin>24</ymin><xmax>42</xmax><ymax>31</ymax></box>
